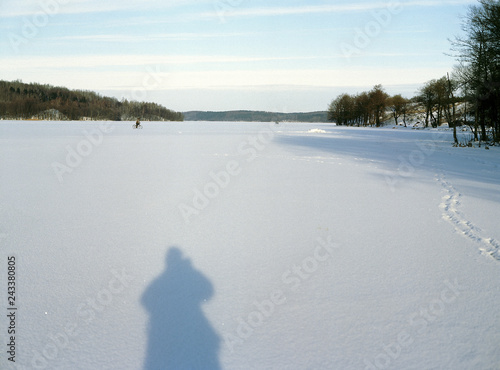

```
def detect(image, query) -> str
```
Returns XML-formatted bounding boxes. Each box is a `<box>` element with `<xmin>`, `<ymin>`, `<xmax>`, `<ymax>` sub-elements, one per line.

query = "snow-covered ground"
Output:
<box><xmin>1</xmin><ymin>121</ymin><xmax>499</xmax><ymax>370</ymax></box>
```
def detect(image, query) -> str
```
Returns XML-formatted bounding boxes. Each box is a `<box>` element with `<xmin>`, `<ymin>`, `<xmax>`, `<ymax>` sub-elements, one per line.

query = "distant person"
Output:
<box><xmin>135</xmin><ymin>118</ymin><xmax>141</xmax><ymax>128</ymax></box>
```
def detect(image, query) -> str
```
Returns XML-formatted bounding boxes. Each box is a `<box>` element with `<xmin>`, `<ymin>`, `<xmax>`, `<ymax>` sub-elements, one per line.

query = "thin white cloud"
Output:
<box><xmin>0</xmin><ymin>54</ymin><xmax>325</xmax><ymax>70</ymax></box>
<box><xmin>0</xmin><ymin>63</ymin><xmax>450</xmax><ymax>92</ymax></box>
<box><xmin>0</xmin><ymin>0</ymin><xmax>210</xmax><ymax>18</ymax></box>
<box><xmin>200</xmin><ymin>0</ymin><xmax>476</xmax><ymax>19</ymax></box>
<box><xmin>49</xmin><ymin>32</ymin><xmax>257</xmax><ymax>43</ymax></box>
<box><xmin>158</xmin><ymin>68</ymin><xmax>451</xmax><ymax>90</ymax></box>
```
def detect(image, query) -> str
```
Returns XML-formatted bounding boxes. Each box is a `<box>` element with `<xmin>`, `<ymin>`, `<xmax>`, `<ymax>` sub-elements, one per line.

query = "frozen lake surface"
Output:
<box><xmin>1</xmin><ymin>121</ymin><xmax>499</xmax><ymax>369</ymax></box>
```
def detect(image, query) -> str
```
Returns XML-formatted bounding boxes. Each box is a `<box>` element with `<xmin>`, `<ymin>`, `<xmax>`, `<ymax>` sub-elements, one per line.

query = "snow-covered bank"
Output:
<box><xmin>1</xmin><ymin>121</ymin><xmax>499</xmax><ymax>369</ymax></box>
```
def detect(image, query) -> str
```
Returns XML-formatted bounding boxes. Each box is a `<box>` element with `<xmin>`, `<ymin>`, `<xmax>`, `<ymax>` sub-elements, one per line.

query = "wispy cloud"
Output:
<box><xmin>0</xmin><ymin>0</ymin><xmax>210</xmax><ymax>18</ymax></box>
<box><xmin>0</xmin><ymin>58</ymin><xmax>449</xmax><ymax>91</ymax></box>
<box><xmin>199</xmin><ymin>0</ymin><xmax>476</xmax><ymax>19</ymax></box>
<box><xmin>0</xmin><ymin>50</ymin><xmax>434</xmax><ymax>73</ymax></box>
<box><xmin>159</xmin><ymin>67</ymin><xmax>450</xmax><ymax>89</ymax></box>
<box><xmin>49</xmin><ymin>32</ymin><xmax>258</xmax><ymax>43</ymax></box>
<box><xmin>0</xmin><ymin>54</ymin><xmax>325</xmax><ymax>70</ymax></box>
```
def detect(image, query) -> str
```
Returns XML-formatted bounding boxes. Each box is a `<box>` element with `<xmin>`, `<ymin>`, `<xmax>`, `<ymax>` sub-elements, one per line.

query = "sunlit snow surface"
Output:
<box><xmin>1</xmin><ymin>121</ymin><xmax>499</xmax><ymax>369</ymax></box>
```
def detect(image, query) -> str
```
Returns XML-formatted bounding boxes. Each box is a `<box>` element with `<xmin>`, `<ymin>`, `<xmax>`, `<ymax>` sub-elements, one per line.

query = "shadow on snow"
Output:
<box><xmin>275</xmin><ymin>129</ymin><xmax>500</xmax><ymax>203</ymax></box>
<box><xmin>142</xmin><ymin>247</ymin><xmax>221</xmax><ymax>370</ymax></box>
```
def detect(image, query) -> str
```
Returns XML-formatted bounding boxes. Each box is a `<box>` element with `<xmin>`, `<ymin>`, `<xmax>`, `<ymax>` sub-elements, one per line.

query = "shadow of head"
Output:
<box><xmin>142</xmin><ymin>247</ymin><xmax>221</xmax><ymax>369</ymax></box>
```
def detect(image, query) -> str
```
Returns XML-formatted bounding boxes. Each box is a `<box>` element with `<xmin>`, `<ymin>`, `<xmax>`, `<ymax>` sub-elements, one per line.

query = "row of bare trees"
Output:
<box><xmin>327</xmin><ymin>85</ymin><xmax>391</xmax><ymax>127</ymax></box>
<box><xmin>327</xmin><ymin>85</ymin><xmax>417</xmax><ymax>128</ymax></box>
<box><xmin>327</xmin><ymin>77</ymin><xmax>461</xmax><ymax>142</ymax></box>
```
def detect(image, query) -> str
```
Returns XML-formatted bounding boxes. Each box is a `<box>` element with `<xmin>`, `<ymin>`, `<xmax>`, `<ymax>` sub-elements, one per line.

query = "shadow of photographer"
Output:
<box><xmin>142</xmin><ymin>247</ymin><xmax>221</xmax><ymax>369</ymax></box>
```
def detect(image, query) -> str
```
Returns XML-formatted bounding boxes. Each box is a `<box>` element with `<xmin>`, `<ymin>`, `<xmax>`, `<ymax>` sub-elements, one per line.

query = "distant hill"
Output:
<box><xmin>183</xmin><ymin>110</ymin><xmax>328</xmax><ymax>122</ymax></box>
<box><xmin>0</xmin><ymin>80</ymin><xmax>183</xmax><ymax>121</ymax></box>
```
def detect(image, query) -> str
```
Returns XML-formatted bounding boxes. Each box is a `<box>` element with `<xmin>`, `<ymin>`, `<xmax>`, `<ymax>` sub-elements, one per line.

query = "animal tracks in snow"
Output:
<box><xmin>439</xmin><ymin>175</ymin><xmax>500</xmax><ymax>262</ymax></box>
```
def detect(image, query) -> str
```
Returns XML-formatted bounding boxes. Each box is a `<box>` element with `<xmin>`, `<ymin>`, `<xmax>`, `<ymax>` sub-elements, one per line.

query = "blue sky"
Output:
<box><xmin>0</xmin><ymin>0</ymin><xmax>477</xmax><ymax>112</ymax></box>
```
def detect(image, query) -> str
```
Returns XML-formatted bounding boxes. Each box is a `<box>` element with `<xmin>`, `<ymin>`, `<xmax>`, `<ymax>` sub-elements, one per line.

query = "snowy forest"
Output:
<box><xmin>328</xmin><ymin>0</ymin><xmax>500</xmax><ymax>144</ymax></box>
<box><xmin>0</xmin><ymin>80</ymin><xmax>184</xmax><ymax>121</ymax></box>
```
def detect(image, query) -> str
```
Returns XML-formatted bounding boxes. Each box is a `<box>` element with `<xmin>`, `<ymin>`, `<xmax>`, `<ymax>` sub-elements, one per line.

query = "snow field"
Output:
<box><xmin>0</xmin><ymin>121</ymin><xmax>499</xmax><ymax>369</ymax></box>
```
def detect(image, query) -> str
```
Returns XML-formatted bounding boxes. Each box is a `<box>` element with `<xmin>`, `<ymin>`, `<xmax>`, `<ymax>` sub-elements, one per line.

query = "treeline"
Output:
<box><xmin>183</xmin><ymin>110</ymin><xmax>328</xmax><ymax>122</ymax></box>
<box><xmin>0</xmin><ymin>80</ymin><xmax>183</xmax><ymax>121</ymax></box>
<box><xmin>328</xmin><ymin>0</ymin><xmax>499</xmax><ymax>143</ymax></box>
<box><xmin>328</xmin><ymin>78</ymin><xmax>460</xmax><ymax>128</ymax></box>
<box><xmin>327</xmin><ymin>85</ymin><xmax>395</xmax><ymax>127</ymax></box>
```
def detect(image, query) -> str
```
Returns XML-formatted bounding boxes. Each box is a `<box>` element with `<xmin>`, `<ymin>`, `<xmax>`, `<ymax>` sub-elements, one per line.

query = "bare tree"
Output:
<box><xmin>388</xmin><ymin>94</ymin><xmax>409</xmax><ymax>126</ymax></box>
<box><xmin>451</xmin><ymin>0</ymin><xmax>500</xmax><ymax>141</ymax></box>
<box><xmin>369</xmin><ymin>85</ymin><xmax>389</xmax><ymax>127</ymax></box>
<box><xmin>417</xmin><ymin>80</ymin><xmax>437</xmax><ymax>128</ymax></box>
